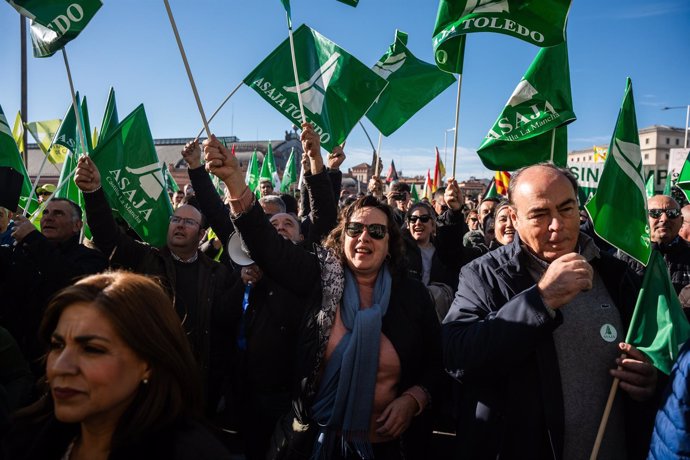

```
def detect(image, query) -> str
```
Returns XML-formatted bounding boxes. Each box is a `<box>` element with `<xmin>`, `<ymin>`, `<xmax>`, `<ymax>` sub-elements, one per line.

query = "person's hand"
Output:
<box><xmin>203</xmin><ymin>135</ymin><xmax>240</xmax><ymax>182</ymax></box>
<box><xmin>181</xmin><ymin>139</ymin><xmax>202</xmax><ymax>169</ymax></box>
<box><xmin>537</xmin><ymin>253</ymin><xmax>593</xmax><ymax>309</ymax></box>
<box><xmin>445</xmin><ymin>178</ymin><xmax>462</xmax><ymax>211</ymax></box>
<box><xmin>611</xmin><ymin>342</ymin><xmax>657</xmax><ymax>402</ymax></box>
<box><xmin>301</xmin><ymin>122</ymin><xmax>321</xmax><ymax>160</ymax></box>
<box><xmin>74</xmin><ymin>156</ymin><xmax>102</xmax><ymax>192</ymax></box>
<box><xmin>11</xmin><ymin>214</ymin><xmax>37</xmax><ymax>243</ymax></box>
<box><xmin>240</xmin><ymin>264</ymin><xmax>263</xmax><ymax>286</ymax></box>
<box><xmin>211</xmin><ymin>237</ymin><xmax>222</xmax><ymax>250</ymax></box>
<box><xmin>327</xmin><ymin>142</ymin><xmax>346</xmax><ymax>170</ymax></box>
<box><xmin>375</xmin><ymin>395</ymin><xmax>418</xmax><ymax>439</ymax></box>
<box><xmin>368</xmin><ymin>175</ymin><xmax>383</xmax><ymax>197</ymax></box>
<box><xmin>301</xmin><ymin>153</ymin><xmax>311</xmax><ymax>175</ymax></box>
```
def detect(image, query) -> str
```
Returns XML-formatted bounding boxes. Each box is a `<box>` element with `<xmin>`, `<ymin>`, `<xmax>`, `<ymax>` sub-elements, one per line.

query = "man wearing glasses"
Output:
<box><xmin>618</xmin><ymin>194</ymin><xmax>690</xmax><ymax>294</ymax></box>
<box><xmin>74</xmin><ymin>156</ymin><xmax>239</xmax><ymax>418</ymax></box>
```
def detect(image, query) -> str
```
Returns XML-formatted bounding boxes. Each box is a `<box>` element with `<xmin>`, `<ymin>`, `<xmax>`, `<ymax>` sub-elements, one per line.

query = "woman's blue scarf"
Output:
<box><xmin>311</xmin><ymin>265</ymin><xmax>392</xmax><ymax>460</ymax></box>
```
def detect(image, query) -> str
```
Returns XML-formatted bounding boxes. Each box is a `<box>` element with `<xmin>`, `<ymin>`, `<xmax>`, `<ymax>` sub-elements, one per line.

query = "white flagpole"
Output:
<box><xmin>287</xmin><ymin>22</ymin><xmax>306</xmax><ymax>125</ymax></box>
<box><xmin>163</xmin><ymin>0</ymin><xmax>211</xmax><ymax>137</ymax></box>
<box><xmin>550</xmin><ymin>128</ymin><xmax>556</xmax><ymax>163</ymax></box>
<box><xmin>451</xmin><ymin>73</ymin><xmax>463</xmax><ymax>179</ymax></box>
<box><xmin>375</xmin><ymin>132</ymin><xmax>382</xmax><ymax>177</ymax></box>
<box><xmin>61</xmin><ymin>48</ymin><xmax>89</xmax><ymax>156</ymax></box>
<box><xmin>196</xmin><ymin>81</ymin><xmax>244</xmax><ymax>139</ymax></box>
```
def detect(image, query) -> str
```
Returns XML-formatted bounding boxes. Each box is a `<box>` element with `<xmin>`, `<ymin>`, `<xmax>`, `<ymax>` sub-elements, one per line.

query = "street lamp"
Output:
<box><xmin>444</xmin><ymin>127</ymin><xmax>456</xmax><ymax>167</ymax></box>
<box><xmin>661</xmin><ymin>105</ymin><xmax>690</xmax><ymax>148</ymax></box>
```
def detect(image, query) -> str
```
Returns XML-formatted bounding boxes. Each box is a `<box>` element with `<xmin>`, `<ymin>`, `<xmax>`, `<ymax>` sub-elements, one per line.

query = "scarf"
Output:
<box><xmin>310</xmin><ymin>265</ymin><xmax>392</xmax><ymax>460</ymax></box>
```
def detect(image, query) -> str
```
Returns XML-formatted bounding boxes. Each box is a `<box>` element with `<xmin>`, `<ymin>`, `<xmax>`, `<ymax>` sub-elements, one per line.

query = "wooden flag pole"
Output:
<box><xmin>550</xmin><ymin>128</ymin><xmax>556</xmax><ymax>163</ymax></box>
<box><xmin>163</xmin><ymin>0</ymin><xmax>211</xmax><ymax>137</ymax></box>
<box><xmin>196</xmin><ymin>81</ymin><xmax>244</xmax><ymax>139</ymax></box>
<box><xmin>375</xmin><ymin>132</ymin><xmax>383</xmax><ymax>177</ymax></box>
<box><xmin>287</xmin><ymin>24</ymin><xmax>306</xmax><ymax>125</ymax></box>
<box><xmin>451</xmin><ymin>73</ymin><xmax>463</xmax><ymax>179</ymax></box>
<box><xmin>61</xmin><ymin>48</ymin><xmax>89</xmax><ymax>156</ymax></box>
<box><xmin>589</xmin><ymin>377</ymin><xmax>620</xmax><ymax>460</ymax></box>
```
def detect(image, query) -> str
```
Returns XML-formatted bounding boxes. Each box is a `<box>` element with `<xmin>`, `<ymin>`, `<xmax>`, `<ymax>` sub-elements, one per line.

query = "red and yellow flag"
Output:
<box><xmin>495</xmin><ymin>171</ymin><xmax>511</xmax><ymax>196</ymax></box>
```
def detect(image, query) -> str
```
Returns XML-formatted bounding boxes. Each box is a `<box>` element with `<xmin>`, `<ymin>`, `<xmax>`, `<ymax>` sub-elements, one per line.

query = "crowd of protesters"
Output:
<box><xmin>1</xmin><ymin>123</ymin><xmax>690</xmax><ymax>459</ymax></box>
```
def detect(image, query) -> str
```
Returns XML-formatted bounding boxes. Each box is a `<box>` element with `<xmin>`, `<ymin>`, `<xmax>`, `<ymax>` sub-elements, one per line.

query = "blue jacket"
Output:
<box><xmin>648</xmin><ymin>340</ymin><xmax>690</xmax><ymax>459</ymax></box>
<box><xmin>443</xmin><ymin>234</ymin><xmax>657</xmax><ymax>460</ymax></box>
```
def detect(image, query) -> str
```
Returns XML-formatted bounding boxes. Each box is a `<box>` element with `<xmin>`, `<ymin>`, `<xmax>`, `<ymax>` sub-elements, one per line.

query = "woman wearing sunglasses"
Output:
<box><xmin>203</xmin><ymin>124</ymin><xmax>442</xmax><ymax>460</ymax></box>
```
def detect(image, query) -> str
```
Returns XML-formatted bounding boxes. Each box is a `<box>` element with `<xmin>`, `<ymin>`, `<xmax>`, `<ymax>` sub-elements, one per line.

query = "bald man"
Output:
<box><xmin>618</xmin><ymin>194</ymin><xmax>690</xmax><ymax>294</ymax></box>
<box><xmin>443</xmin><ymin>163</ymin><xmax>658</xmax><ymax>460</ymax></box>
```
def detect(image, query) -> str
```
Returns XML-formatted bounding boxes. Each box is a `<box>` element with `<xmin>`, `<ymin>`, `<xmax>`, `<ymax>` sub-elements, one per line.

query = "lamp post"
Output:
<box><xmin>444</xmin><ymin>127</ymin><xmax>456</xmax><ymax>167</ymax></box>
<box><xmin>661</xmin><ymin>105</ymin><xmax>690</xmax><ymax>148</ymax></box>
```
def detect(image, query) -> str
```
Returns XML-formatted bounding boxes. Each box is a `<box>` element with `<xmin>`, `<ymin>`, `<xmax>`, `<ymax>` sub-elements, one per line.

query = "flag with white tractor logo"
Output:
<box><xmin>243</xmin><ymin>24</ymin><xmax>388</xmax><ymax>152</ymax></box>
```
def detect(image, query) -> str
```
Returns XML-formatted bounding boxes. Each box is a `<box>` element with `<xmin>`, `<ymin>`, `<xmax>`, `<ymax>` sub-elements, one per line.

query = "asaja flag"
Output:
<box><xmin>336</xmin><ymin>0</ymin><xmax>358</xmax><ymax>6</ymax></box>
<box><xmin>433</xmin><ymin>0</ymin><xmax>572</xmax><ymax>73</ymax></box>
<box><xmin>244</xmin><ymin>24</ymin><xmax>387</xmax><ymax>153</ymax></box>
<box><xmin>410</xmin><ymin>183</ymin><xmax>420</xmax><ymax>204</ymax></box>
<box><xmin>12</xmin><ymin>111</ymin><xmax>24</xmax><ymax>154</ymax></box>
<box><xmin>0</xmin><ymin>104</ymin><xmax>38</xmax><ymax>213</ymax></box>
<box><xmin>366</xmin><ymin>30</ymin><xmax>455</xmax><ymax>136</ymax></box>
<box><xmin>52</xmin><ymin>94</ymin><xmax>81</xmax><ymax>155</ymax></box>
<box><xmin>245</xmin><ymin>150</ymin><xmax>259</xmax><ymax>196</ymax></box>
<box><xmin>280</xmin><ymin>148</ymin><xmax>297</xmax><ymax>193</ymax></box>
<box><xmin>162</xmin><ymin>162</ymin><xmax>179</xmax><ymax>193</ymax></box>
<box><xmin>645</xmin><ymin>171</ymin><xmax>655</xmax><ymax>198</ymax></box>
<box><xmin>26</xmin><ymin>119</ymin><xmax>67</xmax><ymax>163</ymax></box>
<box><xmin>585</xmin><ymin>78</ymin><xmax>651</xmax><ymax>266</ymax></box>
<box><xmin>91</xmin><ymin>105</ymin><xmax>173</xmax><ymax>247</ymax></box>
<box><xmin>625</xmin><ymin>250</ymin><xmax>690</xmax><ymax>375</ymax></box>
<box><xmin>98</xmin><ymin>87</ymin><xmax>119</xmax><ymax>146</ymax></box>
<box><xmin>267</xmin><ymin>142</ymin><xmax>281</xmax><ymax>190</ymax></box>
<box><xmin>278</xmin><ymin>0</ymin><xmax>291</xmax><ymax>27</ymax></box>
<box><xmin>5</xmin><ymin>0</ymin><xmax>103</xmax><ymax>57</ymax></box>
<box><xmin>477</xmin><ymin>41</ymin><xmax>575</xmax><ymax>170</ymax></box>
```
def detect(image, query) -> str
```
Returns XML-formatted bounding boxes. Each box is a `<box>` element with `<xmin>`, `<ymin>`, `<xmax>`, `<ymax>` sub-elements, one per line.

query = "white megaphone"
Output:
<box><xmin>228</xmin><ymin>232</ymin><xmax>254</xmax><ymax>266</ymax></box>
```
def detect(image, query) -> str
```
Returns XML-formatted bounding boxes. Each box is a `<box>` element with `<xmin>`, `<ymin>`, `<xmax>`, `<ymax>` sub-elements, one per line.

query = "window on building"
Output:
<box><xmin>589</xmin><ymin>155</ymin><xmax>592</xmax><ymax>161</ymax></box>
<box><xmin>666</xmin><ymin>138</ymin><xmax>670</xmax><ymax>144</ymax></box>
<box><xmin>666</xmin><ymin>154</ymin><xmax>670</xmax><ymax>160</ymax></box>
<box><xmin>644</xmin><ymin>154</ymin><xmax>649</xmax><ymax>160</ymax></box>
<box><xmin>645</xmin><ymin>138</ymin><xmax>650</xmax><ymax>145</ymax></box>
<box><xmin>677</xmin><ymin>139</ymin><xmax>680</xmax><ymax>146</ymax></box>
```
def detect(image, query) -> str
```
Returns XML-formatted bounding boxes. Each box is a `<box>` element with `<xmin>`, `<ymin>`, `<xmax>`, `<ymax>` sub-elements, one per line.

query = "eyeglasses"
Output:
<box><xmin>345</xmin><ymin>222</ymin><xmax>388</xmax><ymax>240</ymax></box>
<box><xmin>648</xmin><ymin>208</ymin><xmax>681</xmax><ymax>219</ymax></box>
<box><xmin>408</xmin><ymin>215</ymin><xmax>432</xmax><ymax>224</ymax></box>
<box><xmin>469</xmin><ymin>217</ymin><xmax>478</xmax><ymax>222</ymax></box>
<box><xmin>170</xmin><ymin>216</ymin><xmax>201</xmax><ymax>227</ymax></box>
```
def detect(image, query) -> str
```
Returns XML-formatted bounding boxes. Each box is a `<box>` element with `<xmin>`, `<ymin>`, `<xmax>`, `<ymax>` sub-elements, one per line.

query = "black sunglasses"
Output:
<box><xmin>408</xmin><ymin>215</ymin><xmax>432</xmax><ymax>224</ymax></box>
<box><xmin>345</xmin><ymin>222</ymin><xmax>388</xmax><ymax>240</ymax></box>
<box><xmin>648</xmin><ymin>208</ymin><xmax>681</xmax><ymax>219</ymax></box>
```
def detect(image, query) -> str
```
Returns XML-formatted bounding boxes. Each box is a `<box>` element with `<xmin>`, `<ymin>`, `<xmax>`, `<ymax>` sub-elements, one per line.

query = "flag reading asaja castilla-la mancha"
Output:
<box><xmin>243</xmin><ymin>24</ymin><xmax>387</xmax><ymax>153</ymax></box>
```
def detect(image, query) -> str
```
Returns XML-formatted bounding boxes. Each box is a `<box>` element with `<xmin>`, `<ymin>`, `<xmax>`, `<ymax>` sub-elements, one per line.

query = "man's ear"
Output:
<box><xmin>509</xmin><ymin>207</ymin><xmax>519</xmax><ymax>230</ymax></box>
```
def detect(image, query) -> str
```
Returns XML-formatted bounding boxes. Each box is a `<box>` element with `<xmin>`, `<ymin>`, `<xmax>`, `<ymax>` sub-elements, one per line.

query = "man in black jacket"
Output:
<box><xmin>0</xmin><ymin>199</ymin><xmax>107</xmax><ymax>374</ymax></box>
<box><xmin>443</xmin><ymin>164</ymin><xmax>658</xmax><ymax>460</ymax></box>
<box><xmin>74</xmin><ymin>157</ymin><xmax>239</xmax><ymax>417</ymax></box>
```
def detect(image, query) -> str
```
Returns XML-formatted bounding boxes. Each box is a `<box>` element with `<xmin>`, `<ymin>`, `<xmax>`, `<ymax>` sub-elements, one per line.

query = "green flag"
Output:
<box><xmin>98</xmin><ymin>87</ymin><xmax>119</xmax><ymax>146</ymax></box>
<box><xmin>5</xmin><ymin>0</ymin><xmax>103</xmax><ymax>57</ymax></box>
<box><xmin>264</xmin><ymin>142</ymin><xmax>281</xmax><ymax>190</ymax></box>
<box><xmin>162</xmin><ymin>162</ymin><xmax>179</xmax><ymax>193</ymax></box>
<box><xmin>484</xmin><ymin>178</ymin><xmax>499</xmax><ymax>199</ymax></box>
<box><xmin>245</xmin><ymin>150</ymin><xmax>259</xmax><ymax>194</ymax></box>
<box><xmin>25</xmin><ymin>119</ymin><xmax>68</xmax><ymax>163</ymax></box>
<box><xmin>645</xmin><ymin>171</ymin><xmax>655</xmax><ymax>198</ymax></box>
<box><xmin>278</xmin><ymin>0</ymin><xmax>291</xmax><ymax>27</ymax></box>
<box><xmin>336</xmin><ymin>0</ymin><xmax>358</xmax><ymax>6</ymax></box>
<box><xmin>585</xmin><ymin>78</ymin><xmax>651</xmax><ymax>266</ymax></box>
<box><xmin>91</xmin><ymin>105</ymin><xmax>173</xmax><ymax>247</ymax></box>
<box><xmin>280</xmin><ymin>148</ymin><xmax>297</xmax><ymax>193</ymax></box>
<box><xmin>52</xmin><ymin>95</ymin><xmax>80</xmax><ymax>154</ymax></box>
<box><xmin>366</xmin><ymin>30</ymin><xmax>455</xmax><ymax>136</ymax></box>
<box><xmin>80</xmin><ymin>95</ymin><xmax>93</xmax><ymax>154</ymax></box>
<box><xmin>626</xmin><ymin>250</ymin><xmax>690</xmax><ymax>375</ymax></box>
<box><xmin>0</xmin><ymin>104</ymin><xmax>38</xmax><ymax>213</ymax></box>
<box><xmin>244</xmin><ymin>24</ymin><xmax>387</xmax><ymax>153</ymax></box>
<box><xmin>410</xmin><ymin>183</ymin><xmax>420</xmax><ymax>203</ymax></box>
<box><xmin>477</xmin><ymin>42</ymin><xmax>575</xmax><ymax>170</ymax></box>
<box><xmin>664</xmin><ymin>171</ymin><xmax>674</xmax><ymax>197</ymax></box>
<box><xmin>432</xmin><ymin>0</ymin><xmax>572</xmax><ymax>73</ymax></box>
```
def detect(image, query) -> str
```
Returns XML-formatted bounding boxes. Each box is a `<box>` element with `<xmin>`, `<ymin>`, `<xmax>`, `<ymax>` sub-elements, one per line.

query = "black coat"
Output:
<box><xmin>443</xmin><ymin>234</ymin><xmax>659</xmax><ymax>460</ymax></box>
<box><xmin>617</xmin><ymin>237</ymin><xmax>690</xmax><ymax>294</ymax></box>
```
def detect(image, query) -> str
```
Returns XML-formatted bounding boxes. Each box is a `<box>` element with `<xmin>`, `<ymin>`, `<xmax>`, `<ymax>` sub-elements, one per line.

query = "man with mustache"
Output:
<box><xmin>618</xmin><ymin>194</ymin><xmax>690</xmax><ymax>294</ymax></box>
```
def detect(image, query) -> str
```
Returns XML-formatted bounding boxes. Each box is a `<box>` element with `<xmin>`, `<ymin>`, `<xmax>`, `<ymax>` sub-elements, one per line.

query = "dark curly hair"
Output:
<box><xmin>323</xmin><ymin>195</ymin><xmax>406</xmax><ymax>276</ymax></box>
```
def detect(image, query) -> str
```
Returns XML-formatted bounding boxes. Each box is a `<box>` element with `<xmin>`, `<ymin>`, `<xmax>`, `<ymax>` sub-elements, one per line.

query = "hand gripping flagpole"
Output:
<box><xmin>61</xmin><ymin>48</ymin><xmax>89</xmax><ymax>157</ymax></box>
<box><xmin>163</xmin><ymin>0</ymin><xmax>211</xmax><ymax>138</ymax></box>
<box><xmin>286</xmin><ymin>17</ymin><xmax>307</xmax><ymax>125</ymax></box>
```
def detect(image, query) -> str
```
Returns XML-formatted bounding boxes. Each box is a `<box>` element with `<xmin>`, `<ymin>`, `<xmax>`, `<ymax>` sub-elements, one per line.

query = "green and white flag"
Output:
<box><xmin>6</xmin><ymin>0</ymin><xmax>103</xmax><ymax>57</ymax></box>
<box><xmin>433</xmin><ymin>0</ymin><xmax>572</xmax><ymax>73</ymax></box>
<box><xmin>245</xmin><ymin>150</ymin><xmax>259</xmax><ymax>196</ymax></box>
<box><xmin>52</xmin><ymin>94</ymin><xmax>84</xmax><ymax>155</ymax></box>
<box><xmin>0</xmin><ymin>104</ymin><xmax>38</xmax><ymax>213</ymax></box>
<box><xmin>626</xmin><ymin>250</ymin><xmax>690</xmax><ymax>375</ymax></box>
<box><xmin>98</xmin><ymin>87</ymin><xmax>119</xmax><ymax>146</ymax></box>
<box><xmin>366</xmin><ymin>30</ymin><xmax>455</xmax><ymax>136</ymax></box>
<box><xmin>259</xmin><ymin>142</ymin><xmax>281</xmax><ymax>191</ymax></box>
<box><xmin>477</xmin><ymin>41</ymin><xmax>575</xmax><ymax>170</ymax></box>
<box><xmin>278</xmin><ymin>0</ymin><xmax>291</xmax><ymax>27</ymax></box>
<box><xmin>336</xmin><ymin>0</ymin><xmax>359</xmax><ymax>7</ymax></box>
<box><xmin>645</xmin><ymin>171</ymin><xmax>655</xmax><ymax>198</ymax></box>
<box><xmin>244</xmin><ymin>24</ymin><xmax>388</xmax><ymax>152</ymax></box>
<box><xmin>585</xmin><ymin>78</ymin><xmax>651</xmax><ymax>266</ymax></box>
<box><xmin>162</xmin><ymin>162</ymin><xmax>179</xmax><ymax>193</ymax></box>
<box><xmin>91</xmin><ymin>105</ymin><xmax>173</xmax><ymax>247</ymax></box>
<box><xmin>410</xmin><ymin>183</ymin><xmax>420</xmax><ymax>204</ymax></box>
<box><xmin>280</xmin><ymin>148</ymin><xmax>297</xmax><ymax>193</ymax></box>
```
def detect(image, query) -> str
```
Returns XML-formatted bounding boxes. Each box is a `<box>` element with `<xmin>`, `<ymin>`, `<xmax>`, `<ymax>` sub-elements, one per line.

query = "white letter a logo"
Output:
<box><xmin>284</xmin><ymin>52</ymin><xmax>340</xmax><ymax>115</ymax></box>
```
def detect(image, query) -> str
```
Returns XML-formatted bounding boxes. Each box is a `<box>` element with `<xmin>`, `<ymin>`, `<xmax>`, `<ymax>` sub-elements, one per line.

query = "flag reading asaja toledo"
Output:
<box><xmin>243</xmin><ymin>24</ymin><xmax>387</xmax><ymax>152</ymax></box>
